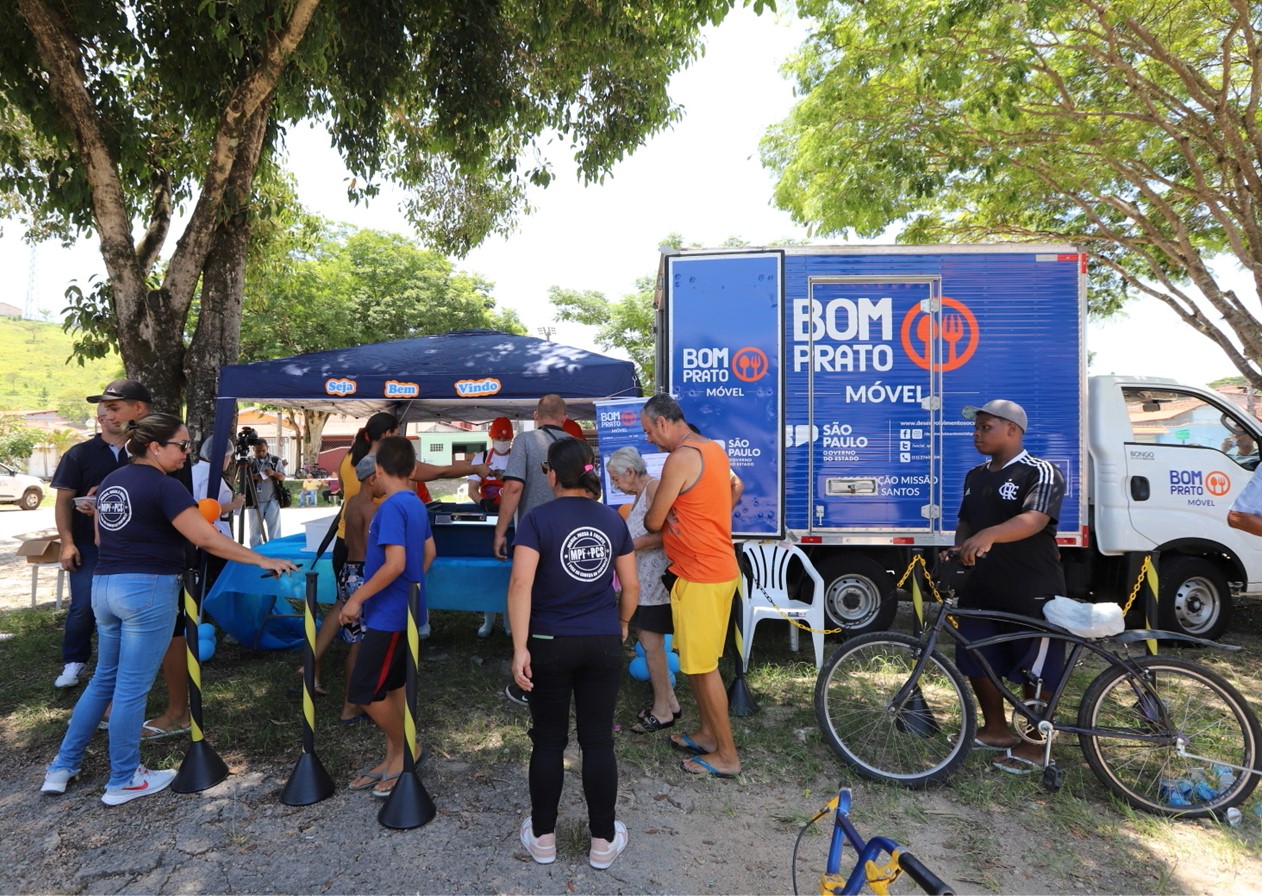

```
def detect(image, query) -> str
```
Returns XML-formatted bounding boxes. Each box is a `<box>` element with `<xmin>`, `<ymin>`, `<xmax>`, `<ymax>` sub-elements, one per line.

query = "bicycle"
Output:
<box><xmin>813</xmin><ymin>570</ymin><xmax>1262</xmax><ymax>819</ymax></box>
<box><xmin>792</xmin><ymin>785</ymin><xmax>954</xmax><ymax>895</ymax></box>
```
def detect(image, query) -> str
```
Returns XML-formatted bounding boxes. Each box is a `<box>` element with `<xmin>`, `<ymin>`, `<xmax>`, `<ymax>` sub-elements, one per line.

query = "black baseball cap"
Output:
<box><xmin>87</xmin><ymin>379</ymin><xmax>153</xmax><ymax>404</ymax></box>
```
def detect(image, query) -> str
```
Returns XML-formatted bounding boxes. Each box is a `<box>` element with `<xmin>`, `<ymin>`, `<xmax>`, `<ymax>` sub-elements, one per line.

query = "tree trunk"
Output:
<box><xmin>185</xmin><ymin>97</ymin><xmax>275</xmax><ymax>441</ymax></box>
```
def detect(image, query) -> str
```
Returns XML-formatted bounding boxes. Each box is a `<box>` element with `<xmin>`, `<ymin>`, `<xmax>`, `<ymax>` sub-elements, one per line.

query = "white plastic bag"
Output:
<box><xmin>1043</xmin><ymin>596</ymin><xmax>1125</xmax><ymax>639</ymax></box>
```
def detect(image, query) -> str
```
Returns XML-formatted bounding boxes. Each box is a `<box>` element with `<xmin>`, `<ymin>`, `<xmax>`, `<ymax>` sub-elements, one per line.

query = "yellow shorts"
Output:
<box><xmin>670</xmin><ymin>576</ymin><xmax>740</xmax><ymax>675</ymax></box>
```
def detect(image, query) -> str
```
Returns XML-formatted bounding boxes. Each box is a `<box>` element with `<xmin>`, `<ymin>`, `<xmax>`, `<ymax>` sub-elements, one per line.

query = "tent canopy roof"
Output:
<box><xmin>216</xmin><ymin>329</ymin><xmax>641</xmax><ymax>422</ymax></box>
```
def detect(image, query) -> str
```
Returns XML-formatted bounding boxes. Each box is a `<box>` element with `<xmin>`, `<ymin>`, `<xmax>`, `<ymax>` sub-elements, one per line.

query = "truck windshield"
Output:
<box><xmin>1123</xmin><ymin>387</ymin><xmax>1259</xmax><ymax>467</ymax></box>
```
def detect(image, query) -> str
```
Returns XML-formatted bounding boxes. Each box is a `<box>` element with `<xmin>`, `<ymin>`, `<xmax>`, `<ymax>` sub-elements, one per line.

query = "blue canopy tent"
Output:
<box><xmin>201</xmin><ymin>328</ymin><xmax>641</xmax><ymax>648</ymax></box>
<box><xmin>206</xmin><ymin>327</ymin><xmax>641</xmax><ymax>494</ymax></box>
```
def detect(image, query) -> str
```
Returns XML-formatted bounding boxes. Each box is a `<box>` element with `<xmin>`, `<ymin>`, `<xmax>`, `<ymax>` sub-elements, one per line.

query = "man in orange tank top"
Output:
<box><xmin>642</xmin><ymin>394</ymin><xmax>742</xmax><ymax>778</ymax></box>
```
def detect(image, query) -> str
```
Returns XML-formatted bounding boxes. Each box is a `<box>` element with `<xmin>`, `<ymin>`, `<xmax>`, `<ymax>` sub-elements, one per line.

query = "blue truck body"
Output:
<box><xmin>659</xmin><ymin>245</ymin><xmax>1088</xmax><ymax>548</ymax></box>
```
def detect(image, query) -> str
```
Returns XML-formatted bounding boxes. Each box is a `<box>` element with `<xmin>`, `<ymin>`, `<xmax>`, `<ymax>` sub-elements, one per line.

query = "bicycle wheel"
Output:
<box><xmin>1078</xmin><ymin>655</ymin><xmax>1262</xmax><ymax>818</ymax></box>
<box><xmin>815</xmin><ymin>632</ymin><xmax>976</xmax><ymax>787</ymax></box>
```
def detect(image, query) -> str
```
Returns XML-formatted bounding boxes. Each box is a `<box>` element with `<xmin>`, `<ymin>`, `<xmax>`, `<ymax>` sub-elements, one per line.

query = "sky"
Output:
<box><xmin>0</xmin><ymin>7</ymin><xmax>1250</xmax><ymax>389</ymax></box>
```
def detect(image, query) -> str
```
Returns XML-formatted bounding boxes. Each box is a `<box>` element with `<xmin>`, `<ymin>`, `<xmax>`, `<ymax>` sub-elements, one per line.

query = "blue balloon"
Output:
<box><xmin>628</xmin><ymin>655</ymin><xmax>649</xmax><ymax>681</ymax></box>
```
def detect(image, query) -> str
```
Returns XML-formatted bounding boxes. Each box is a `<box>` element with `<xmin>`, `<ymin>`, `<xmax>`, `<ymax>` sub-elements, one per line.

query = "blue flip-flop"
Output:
<box><xmin>680</xmin><ymin>757</ymin><xmax>737</xmax><ymax>779</ymax></box>
<box><xmin>669</xmin><ymin>733</ymin><xmax>707</xmax><ymax>755</ymax></box>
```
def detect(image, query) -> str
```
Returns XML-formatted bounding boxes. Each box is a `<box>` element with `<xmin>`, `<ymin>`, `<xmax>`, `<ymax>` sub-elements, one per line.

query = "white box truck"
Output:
<box><xmin>655</xmin><ymin>245</ymin><xmax>1261</xmax><ymax>638</ymax></box>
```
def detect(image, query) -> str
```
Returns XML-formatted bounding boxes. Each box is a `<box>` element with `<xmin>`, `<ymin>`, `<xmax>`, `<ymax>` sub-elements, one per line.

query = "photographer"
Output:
<box><xmin>246</xmin><ymin>437</ymin><xmax>285</xmax><ymax>545</ymax></box>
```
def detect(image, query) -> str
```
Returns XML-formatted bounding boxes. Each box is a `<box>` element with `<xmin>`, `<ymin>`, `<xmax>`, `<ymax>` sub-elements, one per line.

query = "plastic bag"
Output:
<box><xmin>1043</xmin><ymin>596</ymin><xmax>1125</xmax><ymax>639</ymax></box>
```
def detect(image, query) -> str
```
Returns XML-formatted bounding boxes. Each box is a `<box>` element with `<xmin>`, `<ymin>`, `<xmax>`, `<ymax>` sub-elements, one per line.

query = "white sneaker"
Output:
<box><xmin>41</xmin><ymin>768</ymin><xmax>77</xmax><ymax>795</ymax></box>
<box><xmin>589</xmin><ymin>820</ymin><xmax>628</xmax><ymax>870</ymax></box>
<box><xmin>520</xmin><ymin>816</ymin><xmax>556</xmax><ymax>865</ymax></box>
<box><xmin>54</xmin><ymin>662</ymin><xmax>85</xmax><ymax>688</ymax></box>
<box><xmin>101</xmin><ymin>766</ymin><xmax>176</xmax><ymax>806</ymax></box>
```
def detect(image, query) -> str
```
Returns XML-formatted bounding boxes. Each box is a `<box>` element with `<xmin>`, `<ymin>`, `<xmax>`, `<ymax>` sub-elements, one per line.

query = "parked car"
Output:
<box><xmin>0</xmin><ymin>461</ymin><xmax>44</xmax><ymax>510</ymax></box>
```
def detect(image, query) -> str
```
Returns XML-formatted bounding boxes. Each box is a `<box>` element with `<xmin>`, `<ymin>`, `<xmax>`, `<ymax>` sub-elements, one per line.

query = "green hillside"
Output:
<box><xmin>0</xmin><ymin>317</ymin><xmax>123</xmax><ymax>422</ymax></box>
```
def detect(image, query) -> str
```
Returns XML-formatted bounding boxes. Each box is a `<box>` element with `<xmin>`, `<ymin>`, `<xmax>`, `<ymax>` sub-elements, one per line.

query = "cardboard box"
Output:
<box><xmin>17</xmin><ymin>529</ymin><xmax>61</xmax><ymax>564</ymax></box>
<box><xmin>303</xmin><ymin>515</ymin><xmax>338</xmax><ymax>553</ymax></box>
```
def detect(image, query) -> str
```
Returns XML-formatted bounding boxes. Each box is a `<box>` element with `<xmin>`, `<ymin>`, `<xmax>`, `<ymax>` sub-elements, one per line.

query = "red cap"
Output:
<box><xmin>489</xmin><ymin>417</ymin><xmax>513</xmax><ymax>439</ymax></box>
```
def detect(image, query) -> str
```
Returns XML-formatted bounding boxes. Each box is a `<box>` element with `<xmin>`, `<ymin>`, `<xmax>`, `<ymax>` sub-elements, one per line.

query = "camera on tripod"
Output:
<box><xmin>235</xmin><ymin>426</ymin><xmax>263</xmax><ymax>462</ymax></box>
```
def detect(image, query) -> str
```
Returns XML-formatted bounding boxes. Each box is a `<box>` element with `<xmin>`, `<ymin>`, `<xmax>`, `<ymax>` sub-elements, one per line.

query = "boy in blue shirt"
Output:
<box><xmin>340</xmin><ymin>436</ymin><xmax>436</xmax><ymax>797</ymax></box>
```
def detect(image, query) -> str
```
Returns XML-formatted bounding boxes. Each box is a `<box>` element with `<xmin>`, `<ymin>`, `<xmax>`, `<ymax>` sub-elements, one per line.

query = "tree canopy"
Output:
<box><xmin>762</xmin><ymin>0</ymin><xmax>1262</xmax><ymax>389</ymax></box>
<box><xmin>1</xmin><ymin>0</ymin><xmax>758</xmax><ymax>429</ymax></box>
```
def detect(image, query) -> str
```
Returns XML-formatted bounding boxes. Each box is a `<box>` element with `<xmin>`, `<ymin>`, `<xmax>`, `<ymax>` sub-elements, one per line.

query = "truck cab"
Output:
<box><xmin>1087</xmin><ymin>375</ymin><xmax>1262</xmax><ymax>638</ymax></box>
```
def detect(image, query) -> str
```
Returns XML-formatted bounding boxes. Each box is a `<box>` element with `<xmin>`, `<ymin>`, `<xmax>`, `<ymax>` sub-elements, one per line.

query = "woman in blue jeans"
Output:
<box><xmin>509</xmin><ymin>437</ymin><xmax>639</xmax><ymax>869</ymax></box>
<box><xmin>41</xmin><ymin>414</ymin><xmax>297</xmax><ymax>806</ymax></box>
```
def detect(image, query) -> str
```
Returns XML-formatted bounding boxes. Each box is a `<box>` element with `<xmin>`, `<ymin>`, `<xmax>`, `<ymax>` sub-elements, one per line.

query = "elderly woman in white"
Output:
<box><xmin>606</xmin><ymin>446</ymin><xmax>681</xmax><ymax>733</ymax></box>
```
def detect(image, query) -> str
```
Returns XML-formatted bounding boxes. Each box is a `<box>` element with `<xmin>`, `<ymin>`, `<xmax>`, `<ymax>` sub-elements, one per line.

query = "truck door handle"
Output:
<box><xmin>1130</xmin><ymin>477</ymin><xmax>1150</xmax><ymax>501</ymax></box>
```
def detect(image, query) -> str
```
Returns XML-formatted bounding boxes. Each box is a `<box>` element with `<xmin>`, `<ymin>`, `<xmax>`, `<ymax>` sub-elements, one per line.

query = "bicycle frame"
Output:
<box><xmin>891</xmin><ymin>601</ymin><xmax>1208</xmax><ymax>767</ymax></box>
<box><xmin>817</xmin><ymin>788</ymin><xmax>953</xmax><ymax>896</ymax></box>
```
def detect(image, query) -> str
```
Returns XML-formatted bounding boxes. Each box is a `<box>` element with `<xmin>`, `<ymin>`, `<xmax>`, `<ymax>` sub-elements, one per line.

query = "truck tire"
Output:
<box><xmin>816</xmin><ymin>555</ymin><xmax>898</xmax><ymax>636</ymax></box>
<box><xmin>1158</xmin><ymin>556</ymin><xmax>1231</xmax><ymax>640</ymax></box>
<box><xmin>19</xmin><ymin>487</ymin><xmax>41</xmax><ymax>510</ymax></box>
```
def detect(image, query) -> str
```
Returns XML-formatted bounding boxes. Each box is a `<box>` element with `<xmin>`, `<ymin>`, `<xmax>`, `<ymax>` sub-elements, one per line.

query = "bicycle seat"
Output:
<box><xmin>1043</xmin><ymin>596</ymin><xmax>1124</xmax><ymax>639</ymax></box>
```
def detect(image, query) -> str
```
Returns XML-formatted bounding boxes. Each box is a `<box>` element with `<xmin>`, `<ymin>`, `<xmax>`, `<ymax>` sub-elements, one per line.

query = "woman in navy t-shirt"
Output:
<box><xmin>42</xmin><ymin>414</ymin><xmax>297</xmax><ymax>806</ymax></box>
<box><xmin>509</xmin><ymin>437</ymin><xmax>639</xmax><ymax>870</ymax></box>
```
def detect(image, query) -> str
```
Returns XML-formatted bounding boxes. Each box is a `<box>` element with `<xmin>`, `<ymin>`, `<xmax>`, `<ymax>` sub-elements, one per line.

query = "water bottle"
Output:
<box><xmin>1160</xmin><ymin>778</ymin><xmax>1192</xmax><ymax>807</ymax></box>
<box><xmin>1212</xmin><ymin>764</ymin><xmax>1236</xmax><ymax>795</ymax></box>
<box><xmin>1189</xmin><ymin>768</ymin><xmax>1217</xmax><ymax>802</ymax></box>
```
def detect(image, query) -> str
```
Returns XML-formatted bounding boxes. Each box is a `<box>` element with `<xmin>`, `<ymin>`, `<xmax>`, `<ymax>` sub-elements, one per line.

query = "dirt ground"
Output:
<box><xmin>2</xmin><ymin>545</ymin><xmax>1261</xmax><ymax>895</ymax></box>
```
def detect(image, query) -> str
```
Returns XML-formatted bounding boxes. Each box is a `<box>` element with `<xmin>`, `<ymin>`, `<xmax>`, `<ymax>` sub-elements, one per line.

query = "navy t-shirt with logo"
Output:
<box><xmin>514</xmin><ymin>495</ymin><xmax>634</xmax><ymax>637</ymax></box>
<box><xmin>95</xmin><ymin>463</ymin><xmax>197</xmax><ymax>575</ymax></box>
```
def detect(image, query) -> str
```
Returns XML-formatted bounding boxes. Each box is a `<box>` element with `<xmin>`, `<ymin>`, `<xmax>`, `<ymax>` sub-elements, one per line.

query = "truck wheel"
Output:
<box><xmin>19</xmin><ymin>487</ymin><xmax>41</xmax><ymax>510</ymax></box>
<box><xmin>1158</xmin><ymin>556</ymin><xmax>1231</xmax><ymax>640</ymax></box>
<box><xmin>817</xmin><ymin>555</ymin><xmax>898</xmax><ymax>636</ymax></box>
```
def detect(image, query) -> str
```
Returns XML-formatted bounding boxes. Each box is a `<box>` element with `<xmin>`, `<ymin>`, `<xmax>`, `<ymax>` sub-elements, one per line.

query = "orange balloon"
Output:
<box><xmin>198</xmin><ymin>498</ymin><xmax>223</xmax><ymax>523</ymax></box>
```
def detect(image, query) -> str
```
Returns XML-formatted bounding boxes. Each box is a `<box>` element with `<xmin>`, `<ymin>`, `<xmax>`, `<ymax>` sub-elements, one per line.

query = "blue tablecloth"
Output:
<box><xmin>202</xmin><ymin>533</ymin><xmax>511</xmax><ymax>651</ymax></box>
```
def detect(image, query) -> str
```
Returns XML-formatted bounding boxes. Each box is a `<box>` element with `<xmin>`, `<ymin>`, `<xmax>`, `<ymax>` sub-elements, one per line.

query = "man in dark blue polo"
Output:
<box><xmin>51</xmin><ymin>379</ymin><xmax>151</xmax><ymax>688</ymax></box>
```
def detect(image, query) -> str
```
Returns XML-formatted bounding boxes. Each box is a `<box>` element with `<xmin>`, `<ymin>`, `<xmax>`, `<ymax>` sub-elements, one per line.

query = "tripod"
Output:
<box><xmin>234</xmin><ymin>456</ymin><xmax>270</xmax><ymax>545</ymax></box>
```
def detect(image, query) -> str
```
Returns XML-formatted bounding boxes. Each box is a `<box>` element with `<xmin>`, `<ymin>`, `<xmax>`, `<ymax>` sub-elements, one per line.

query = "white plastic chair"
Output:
<box><xmin>737</xmin><ymin>540</ymin><xmax>827</xmax><ymax>671</ymax></box>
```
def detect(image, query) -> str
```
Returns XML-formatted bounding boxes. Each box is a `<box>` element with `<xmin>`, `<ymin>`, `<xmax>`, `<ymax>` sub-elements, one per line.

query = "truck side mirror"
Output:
<box><xmin>1130</xmin><ymin>476</ymin><xmax>1150</xmax><ymax>501</ymax></box>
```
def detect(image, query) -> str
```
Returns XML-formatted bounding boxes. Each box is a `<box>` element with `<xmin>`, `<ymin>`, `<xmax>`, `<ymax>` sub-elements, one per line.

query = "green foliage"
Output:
<box><xmin>240</xmin><ymin>222</ymin><xmax>525</xmax><ymax>360</ymax></box>
<box><xmin>550</xmin><ymin>279</ymin><xmax>655</xmax><ymax>387</ymax></box>
<box><xmin>0</xmin><ymin>418</ymin><xmax>40</xmax><ymax>465</ymax></box>
<box><xmin>763</xmin><ymin>1</ymin><xmax>1262</xmax><ymax>386</ymax></box>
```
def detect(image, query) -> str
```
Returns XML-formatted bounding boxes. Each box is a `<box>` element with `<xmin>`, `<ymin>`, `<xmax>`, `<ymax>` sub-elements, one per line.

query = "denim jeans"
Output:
<box><xmin>526</xmin><ymin>633</ymin><xmax>623</xmax><ymax>841</ymax></box>
<box><xmin>248</xmin><ymin>498</ymin><xmax>280</xmax><ymax>546</ymax></box>
<box><xmin>61</xmin><ymin>540</ymin><xmax>99</xmax><ymax>663</ymax></box>
<box><xmin>48</xmin><ymin>574</ymin><xmax>179</xmax><ymax>788</ymax></box>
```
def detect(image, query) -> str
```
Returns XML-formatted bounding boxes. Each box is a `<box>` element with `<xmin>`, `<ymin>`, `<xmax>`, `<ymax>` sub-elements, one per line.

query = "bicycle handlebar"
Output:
<box><xmin>898</xmin><ymin>852</ymin><xmax>955</xmax><ymax>895</ymax></box>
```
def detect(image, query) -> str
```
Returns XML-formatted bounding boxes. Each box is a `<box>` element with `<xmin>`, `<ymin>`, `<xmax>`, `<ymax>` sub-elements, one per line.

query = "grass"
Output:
<box><xmin>6</xmin><ymin>595</ymin><xmax>1262</xmax><ymax>893</ymax></box>
<box><xmin>0</xmin><ymin>317</ymin><xmax>122</xmax><ymax>414</ymax></box>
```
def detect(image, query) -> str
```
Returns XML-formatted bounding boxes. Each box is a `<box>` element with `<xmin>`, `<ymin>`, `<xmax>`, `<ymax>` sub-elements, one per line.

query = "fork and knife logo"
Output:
<box><xmin>898</xmin><ymin>297</ymin><xmax>979</xmax><ymax>372</ymax></box>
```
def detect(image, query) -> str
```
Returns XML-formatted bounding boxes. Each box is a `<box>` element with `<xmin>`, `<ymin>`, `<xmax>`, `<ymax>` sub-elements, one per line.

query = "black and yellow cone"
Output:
<box><xmin>281</xmin><ymin>571</ymin><xmax>335</xmax><ymax>806</ymax></box>
<box><xmin>174</xmin><ymin>565</ymin><xmax>229</xmax><ymax>793</ymax></box>
<box><xmin>379</xmin><ymin>582</ymin><xmax>436</xmax><ymax>829</ymax></box>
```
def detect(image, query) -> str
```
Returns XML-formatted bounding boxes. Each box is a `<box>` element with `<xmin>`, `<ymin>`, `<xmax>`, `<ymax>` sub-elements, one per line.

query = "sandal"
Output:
<box><xmin>630</xmin><ymin>710</ymin><xmax>676</xmax><ymax>734</ymax></box>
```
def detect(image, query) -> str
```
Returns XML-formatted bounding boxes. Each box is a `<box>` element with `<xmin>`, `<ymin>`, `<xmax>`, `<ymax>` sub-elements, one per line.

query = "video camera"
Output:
<box><xmin>234</xmin><ymin>426</ymin><xmax>263</xmax><ymax>462</ymax></box>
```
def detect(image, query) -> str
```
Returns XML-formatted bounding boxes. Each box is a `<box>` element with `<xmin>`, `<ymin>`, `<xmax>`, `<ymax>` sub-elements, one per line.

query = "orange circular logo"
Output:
<box><xmin>731</xmin><ymin>347</ymin><xmax>769</xmax><ymax>382</ymax></box>
<box><xmin>1206</xmin><ymin>470</ymin><xmax>1231</xmax><ymax>497</ymax></box>
<box><xmin>899</xmin><ymin>297</ymin><xmax>979</xmax><ymax>372</ymax></box>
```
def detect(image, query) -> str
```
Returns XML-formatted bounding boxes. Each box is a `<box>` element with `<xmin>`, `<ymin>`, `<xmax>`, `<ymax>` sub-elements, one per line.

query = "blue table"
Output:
<box><xmin>202</xmin><ymin>533</ymin><xmax>511</xmax><ymax>651</ymax></box>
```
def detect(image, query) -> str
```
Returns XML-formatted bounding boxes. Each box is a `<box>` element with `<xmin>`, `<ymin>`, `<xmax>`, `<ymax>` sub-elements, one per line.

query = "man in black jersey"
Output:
<box><xmin>952</xmin><ymin>399</ymin><xmax>1066</xmax><ymax>774</ymax></box>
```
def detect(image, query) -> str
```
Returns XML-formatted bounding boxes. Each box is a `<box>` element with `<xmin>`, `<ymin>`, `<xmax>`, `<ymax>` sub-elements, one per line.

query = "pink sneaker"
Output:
<box><xmin>520</xmin><ymin>817</ymin><xmax>556</xmax><ymax>865</ymax></box>
<box><xmin>589</xmin><ymin>820</ymin><xmax>628</xmax><ymax>870</ymax></box>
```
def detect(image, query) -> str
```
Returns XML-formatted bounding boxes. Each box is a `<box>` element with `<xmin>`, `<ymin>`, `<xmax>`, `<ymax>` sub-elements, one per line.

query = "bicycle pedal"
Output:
<box><xmin>1042</xmin><ymin>763</ymin><xmax>1065</xmax><ymax>792</ymax></box>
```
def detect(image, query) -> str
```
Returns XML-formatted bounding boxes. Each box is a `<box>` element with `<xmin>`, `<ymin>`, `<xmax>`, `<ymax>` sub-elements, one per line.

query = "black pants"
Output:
<box><xmin>526</xmin><ymin>633</ymin><xmax>623</xmax><ymax>841</ymax></box>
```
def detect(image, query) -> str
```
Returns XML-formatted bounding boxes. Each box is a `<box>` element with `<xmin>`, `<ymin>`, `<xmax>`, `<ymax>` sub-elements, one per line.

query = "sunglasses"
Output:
<box><xmin>161</xmin><ymin>439</ymin><xmax>193</xmax><ymax>452</ymax></box>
